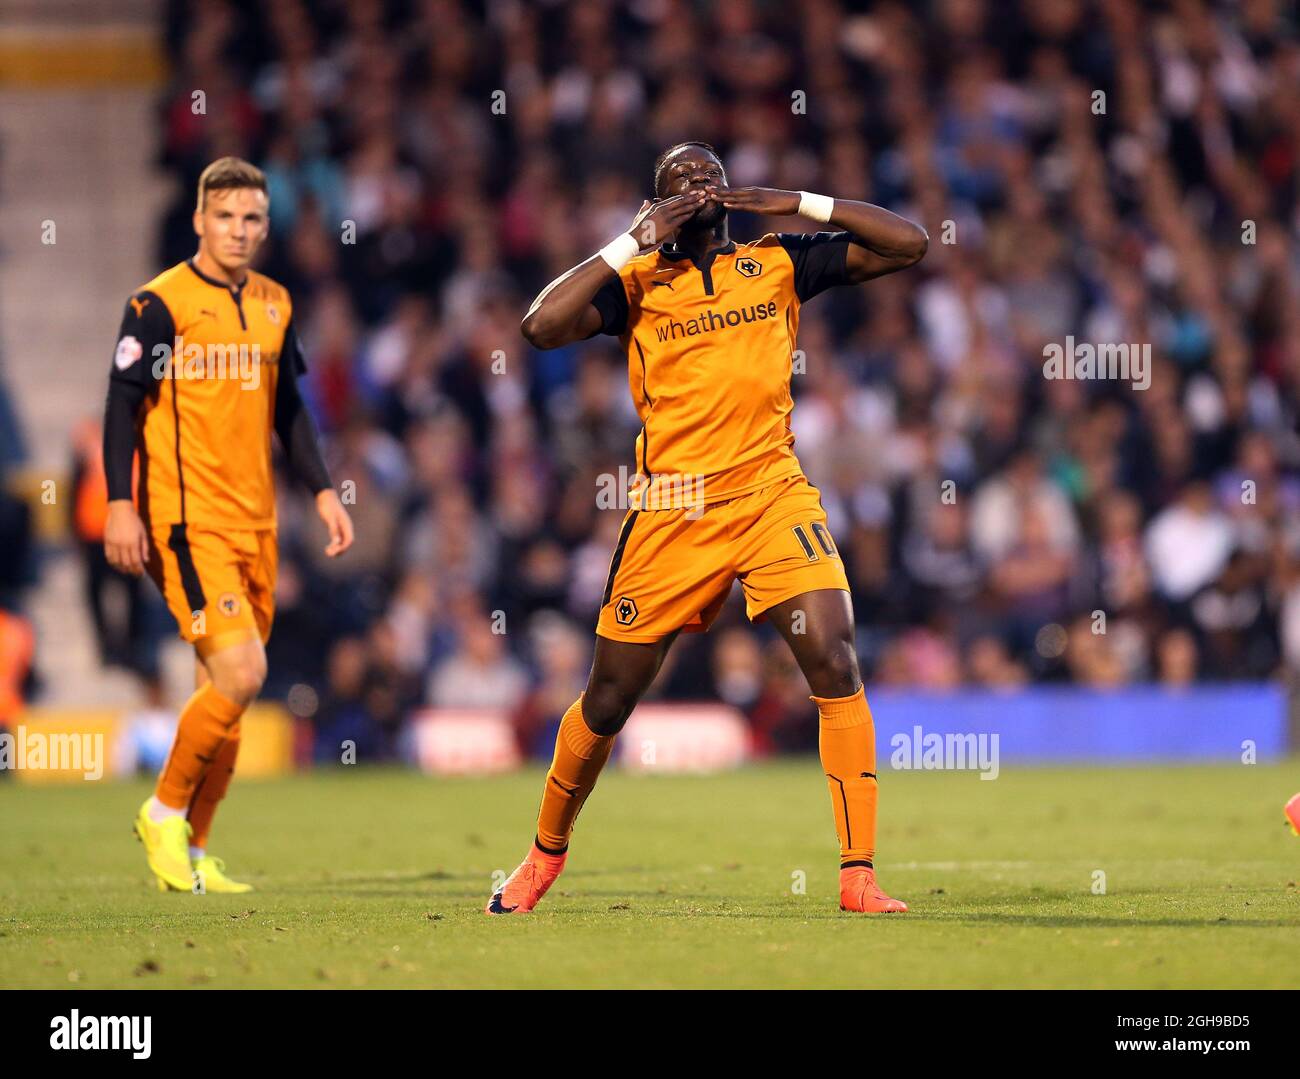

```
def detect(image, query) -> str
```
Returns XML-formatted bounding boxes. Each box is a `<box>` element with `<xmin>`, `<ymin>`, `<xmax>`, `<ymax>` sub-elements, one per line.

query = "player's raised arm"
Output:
<box><xmin>520</xmin><ymin>190</ymin><xmax>707</xmax><ymax>349</ymax></box>
<box><xmin>714</xmin><ymin>187</ymin><xmax>928</xmax><ymax>282</ymax></box>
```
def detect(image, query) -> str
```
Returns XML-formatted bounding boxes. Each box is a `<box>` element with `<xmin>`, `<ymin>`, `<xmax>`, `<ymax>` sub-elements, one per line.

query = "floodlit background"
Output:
<box><xmin>1</xmin><ymin>0</ymin><xmax>1298</xmax><ymax>778</ymax></box>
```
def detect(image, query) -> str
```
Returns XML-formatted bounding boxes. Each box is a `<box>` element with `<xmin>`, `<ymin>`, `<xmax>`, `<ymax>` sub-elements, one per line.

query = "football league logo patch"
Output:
<box><xmin>114</xmin><ymin>336</ymin><xmax>143</xmax><ymax>371</ymax></box>
<box><xmin>217</xmin><ymin>593</ymin><xmax>241</xmax><ymax>617</ymax></box>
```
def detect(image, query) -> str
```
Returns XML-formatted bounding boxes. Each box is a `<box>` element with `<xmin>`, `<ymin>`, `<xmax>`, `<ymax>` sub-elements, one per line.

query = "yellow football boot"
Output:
<box><xmin>133</xmin><ymin>798</ymin><xmax>195</xmax><ymax>892</ymax></box>
<box><xmin>192</xmin><ymin>855</ymin><xmax>253</xmax><ymax>894</ymax></box>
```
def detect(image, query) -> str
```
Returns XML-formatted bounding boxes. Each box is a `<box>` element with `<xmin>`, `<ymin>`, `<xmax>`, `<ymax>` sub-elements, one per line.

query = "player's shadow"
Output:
<box><xmin>275</xmin><ymin>870</ymin><xmax>472</xmax><ymax>896</ymax></box>
<box><xmin>280</xmin><ymin>866</ymin><xmax>617</xmax><ymax>898</ymax></box>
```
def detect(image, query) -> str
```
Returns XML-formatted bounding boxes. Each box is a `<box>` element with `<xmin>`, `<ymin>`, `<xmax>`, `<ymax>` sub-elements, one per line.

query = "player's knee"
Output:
<box><xmin>221</xmin><ymin>671</ymin><xmax>264</xmax><ymax>707</ymax></box>
<box><xmin>581</xmin><ymin>677</ymin><xmax>637</xmax><ymax>737</ymax></box>
<box><xmin>213</xmin><ymin>655</ymin><xmax>266</xmax><ymax>706</ymax></box>
<box><xmin>808</xmin><ymin>641</ymin><xmax>860</xmax><ymax>699</ymax></box>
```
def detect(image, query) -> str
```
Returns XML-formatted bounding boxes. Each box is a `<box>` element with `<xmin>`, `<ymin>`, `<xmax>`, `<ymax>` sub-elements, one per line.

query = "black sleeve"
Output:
<box><xmin>586</xmin><ymin>276</ymin><xmax>629</xmax><ymax>337</ymax></box>
<box><xmin>103</xmin><ymin>291</ymin><xmax>171</xmax><ymax>501</ymax></box>
<box><xmin>778</xmin><ymin>232</ymin><xmax>854</xmax><ymax>303</ymax></box>
<box><xmin>273</xmin><ymin>321</ymin><xmax>333</xmax><ymax>495</ymax></box>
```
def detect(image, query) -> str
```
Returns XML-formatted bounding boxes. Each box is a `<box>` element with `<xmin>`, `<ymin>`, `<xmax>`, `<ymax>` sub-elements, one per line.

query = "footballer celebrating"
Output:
<box><xmin>490</xmin><ymin>141</ymin><xmax>927</xmax><ymax>915</ymax></box>
<box><xmin>103</xmin><ymin>157</ymin><xmax>353</xmax><ymax>893</ymax></box>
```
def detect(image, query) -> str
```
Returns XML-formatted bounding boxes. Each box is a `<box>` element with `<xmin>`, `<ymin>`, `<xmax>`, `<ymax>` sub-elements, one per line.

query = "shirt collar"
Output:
<box><xmin>659</xmin><ymin>240</ymin><xmax>736</xmax><ymax>266</ymax></box>
<box><xmin>186</xmin><ymin>257</ymin><xmax>246</xmax><ymax>293</ymax></box>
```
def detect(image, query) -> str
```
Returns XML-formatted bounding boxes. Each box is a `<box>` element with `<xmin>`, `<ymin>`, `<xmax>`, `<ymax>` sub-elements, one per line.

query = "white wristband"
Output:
<box><xmin>598</xmin><ymin>233</ymin><xmax>640</xmax><ymax>271</ymax></box>
<box><xmin>798</xmin><ymin>191</ymin><xmax>834</xmax><ymax>223</ymax></box>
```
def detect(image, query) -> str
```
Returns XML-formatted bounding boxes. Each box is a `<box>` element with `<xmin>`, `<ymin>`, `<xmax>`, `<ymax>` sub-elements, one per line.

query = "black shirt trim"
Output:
<box><xmin>777</xmin><ymin>232</ymin><xmax>853</xmax><ymax>303</ymax></box>
<box><xmin>589</xmin><ymin>277</ymin><xmax>629</xmax><ymax>337</ymax></box>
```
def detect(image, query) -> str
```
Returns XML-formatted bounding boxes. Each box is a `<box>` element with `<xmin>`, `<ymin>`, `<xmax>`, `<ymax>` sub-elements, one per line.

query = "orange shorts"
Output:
<box><xmin>146</xmin><ymin>524</ymin><xmax>277</xmax><ymax>656</ymax></box>
<box><xmin>596</xmin><ymin>473</ymin><xmax>850</xmax><ymax>644</ymax></box>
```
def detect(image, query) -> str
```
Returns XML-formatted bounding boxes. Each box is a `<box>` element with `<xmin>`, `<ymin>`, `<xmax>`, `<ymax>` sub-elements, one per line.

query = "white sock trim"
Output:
<box><xmin>597</xmin><ymin>232</ymin><xmax>640</xmax><ymax>271</ymax></box>
<box><xmin>798</xmin><ymin>191</ymin><xmax>835</xmax><ymax>223</ymax></box>
<box><xmin>189</xmin><ymin>846</ymin><xmax>206</xmax><ymax>861</ymax></box>
<box><xmin>148</xmin><ymin>796</ymin><xmax>187</xmax><ymax>823</ymax></box>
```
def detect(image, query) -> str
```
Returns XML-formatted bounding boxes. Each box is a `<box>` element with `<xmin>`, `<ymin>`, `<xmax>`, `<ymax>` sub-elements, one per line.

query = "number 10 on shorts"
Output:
<box><xmin>792</xmin><ymin>522</ymin><xmax>838</xmax><ymax>561</ymax></box>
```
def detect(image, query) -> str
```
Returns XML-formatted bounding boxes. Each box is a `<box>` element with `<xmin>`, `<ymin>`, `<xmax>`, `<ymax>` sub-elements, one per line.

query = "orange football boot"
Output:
<box><xmin>486</xmin><ymin>844</ymin><xmax>567</xmax><ymax>914</ymax></box>
<box><xmin>840</xmin><ymin>865</ymin><xmax>909</xmax><ymax>913</ymax></box>
<box><xmin>1285</xmin><ymin>792</ymin><xmax>1300</xmax><ymax>837</ymax></box>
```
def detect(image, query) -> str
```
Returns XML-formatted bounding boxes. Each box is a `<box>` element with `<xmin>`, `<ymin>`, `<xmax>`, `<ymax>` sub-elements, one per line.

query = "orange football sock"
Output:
<box><xmin>186</xmin><ymin>722</ymin><xmax>240</xmax><ymax>849</ymax></box>
<box><xmin>535</xmin><ymin>695</ymin><xmax>616</xmax><ymax>853</ymax></box>
<box><xmin>814</xmin><ymin>685</ymin><xmax>878</xmax><ymax>868</ymax></box>
<box><xmin>155</xmin><ymin>683</ymin><xmax>246</xmax><ymax>810</ymax></box>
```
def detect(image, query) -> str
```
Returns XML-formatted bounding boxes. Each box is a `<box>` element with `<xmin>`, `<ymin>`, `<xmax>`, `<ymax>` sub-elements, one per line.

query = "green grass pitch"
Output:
<box><xmin>2</xmin><ymin>760</ymin><xmax>1298</xmax><ymax>989</ymax></box>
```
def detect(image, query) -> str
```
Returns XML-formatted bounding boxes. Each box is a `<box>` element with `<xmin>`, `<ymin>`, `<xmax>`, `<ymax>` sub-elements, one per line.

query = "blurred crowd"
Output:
<box><xmin>127</xmin><ymin>0</ymin><xmax>1300</xmax><ymax>756</ymax></box>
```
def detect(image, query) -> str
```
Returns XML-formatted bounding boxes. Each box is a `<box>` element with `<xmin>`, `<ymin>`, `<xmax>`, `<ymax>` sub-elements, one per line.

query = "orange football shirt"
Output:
<box><xmin>589</xmin><ymin>231</ymin><xmax>853</xmax><ymax>506</ymax></box>
<box><xmin>109</xmin><ymin>260</ymin><xmax>300</xmax><ymax>530</ymax></box>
